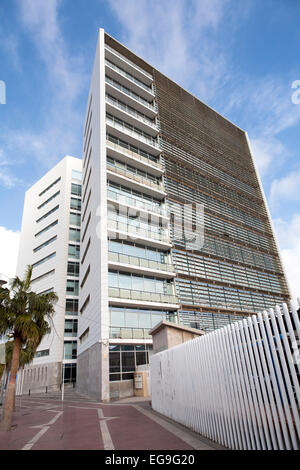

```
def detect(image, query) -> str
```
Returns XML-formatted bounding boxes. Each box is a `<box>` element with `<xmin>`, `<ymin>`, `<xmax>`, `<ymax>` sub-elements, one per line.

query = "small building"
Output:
<box><xmin>149</xmin><ymin>321</ymin><xmax>205</xmax><ymax>354</ymax></box>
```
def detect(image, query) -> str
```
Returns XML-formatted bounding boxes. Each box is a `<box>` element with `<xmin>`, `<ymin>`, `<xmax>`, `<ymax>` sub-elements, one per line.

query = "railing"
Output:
<box><xmin>105</xmin><ymin>76</ymin><xmax>156</xmax><ymax>112</ymax></box>
<box><xmin>105</xmin><ymin>45</ymin><xmax>153</xmax><ymax>80</ymax></box>
<box><xmin>107</xmin><ymin>219</ymin><xmax>170</xmax><ymax>243</ymax></box>
<box><xmin>107</xmin><ymin>189</ymin><xmax>167</xmax><ymax>217</ymax></box>
<box><xmin>106</xmin><ymin>139</ymin><xmax>163</xmax><ymax>170</ymax></box>
<box><xmin>109</xmin><ymin>287</ymin><xmax>179</xmax><ymax>305</ymax></box>
<box><xmin>106</xmin><ymin>114</ymin><xmax>161</xmax><ymax>150</ymax></box>
<box><xmin>151</xmin><ymin>300</ymin><xmax>300</xmax><ymax>450</ymax></box>
<box><xmin>110</xmin><ymin>326</ymin><xmax>152</xmax><ymax>340</ymax></box>
<box><xmin>106</xmin><ymin>94</ymin><xmax>158</xmax><ymax>130</ymax></box>
<box><xmin>108</xmin><ymin>251</ymin><xmax>175</xmax><ymax>273</ymax></box>
<box><xmin>105</xmin><ymin>59</ymin><xmax>153</xmax><ymax>93</ymax></box>
<box><xmin>107</xmin><ymin>163</ymin><xmax>165</xmax><ymax>192</ymax></box>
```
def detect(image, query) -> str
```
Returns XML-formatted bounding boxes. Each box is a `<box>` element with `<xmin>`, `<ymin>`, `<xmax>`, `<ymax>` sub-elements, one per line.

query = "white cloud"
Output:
<box><xmin>0</xmin><ymin>226</ymin><xmax>20</xmax><ymax>280</ymax></box>
<box><xmin>250</xmin><ymin>137</ymin><xmax>287</xmax><ymax>177</ymax></box>
<box><xmin>270</xmin><ymin>169</ymin><xmax>300</xmax><ymax>207</ymax></box>
<box><xmin>273</xmin><ymin>215</ymin><xmax>300</xmax><ymax>301</ymax></box>
<box><xmin>107</xmin><ymin>0</ymin><xmax>231</xmax><ymax>101</ymax></box>
<box><xmin>0</xmin><ymin>0</ymin><xmax>88</xmax><ymax>173</ymax></box>
<box><xmin>0</xmin><ymin>149</ymin><xmax>23</xmax><ymax>188</ymax></box>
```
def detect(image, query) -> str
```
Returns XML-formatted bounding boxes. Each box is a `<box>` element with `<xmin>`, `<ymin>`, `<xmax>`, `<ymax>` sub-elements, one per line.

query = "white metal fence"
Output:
<box><xmin>150</xmin><ymin>301</ymin><xmax>300</xmax><ymax>450</ymax></box>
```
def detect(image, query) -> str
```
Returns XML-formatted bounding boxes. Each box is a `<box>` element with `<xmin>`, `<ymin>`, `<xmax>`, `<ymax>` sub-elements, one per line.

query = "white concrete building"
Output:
<box><xmin>16</xmin><ymin>156</ymin><xmax>82</xmax><ymax>393</ymax></box>
<box><xmin>76</xmin><ymin>29</ymin><xmax>179</xmax><ymax>401</ymax></box>
<box><xmin>76</xmin><ymin>28</ymin><xmax>289</xmax><ymax>402</ymax></box>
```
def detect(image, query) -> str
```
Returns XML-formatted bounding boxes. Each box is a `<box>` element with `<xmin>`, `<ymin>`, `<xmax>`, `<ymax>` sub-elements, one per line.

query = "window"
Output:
<box><xmin>80</xmin><ymin>295</ymin><xmax>90</xmax><ymax>314</ymax></box>
<box><xmin>63</xmin><ymin>363</ymin><xmax>76</xmax><ymax>383</ymax></box>
<box><xmin>66</xmin><ymin>299</ymin><xmax>78</xmax><ymax>315</ymax></box>
<box><xmin>79</xmin><ymin>327</ymin><xmax>89</xmax><ymax>344</ymax></box>
<box><xmin>71</xmin><ymin>183</ymin><xmax>82</xmax><ymax>197</ymax></box>
<box><xmin>32</xmin><ymin>252</ymin><xmax>56</xmax><ymax>269</ymax></box>
<box><xmin>80</xmin><ymin>265</ymin><xmax>90</xmax><ymax>288</ymax></box>
<box><xmin>109</xmin><ymin>344</ymin><xmax>153</xmax><ymax>382</ymax></box>
<box><xmin>34</xmin><ymin>236</ymin><xmax>57</xmax><ymax>253</ymax></box>
<box><xmin>67</xmin><ymin>261</ymin><xmax>79</xmax><ymax>277</ymax></box>
<box><xmin>72</xmin><ymin>170</ymin><xmax>82</xmax><ymax>181</ymax></box>
<box><xmin>39</xmin><ymin>177</ymin><xmax>61</xmax><ymax>197</ymax></box>
<box><xmin>64</xmin><ymin>341</ymin><xmax>77</xmax><ymax>360</ymax></box>
<box><xmin>31</xmin><ymin>270</ymin><xmax>55</xmax><ymax>284</ymax></box>
<box><xmin>70</xmin><ymin>198</ymin><xmax>81</xmax><ymax>211</ymax></box>
<box><xmin>66</xmin><ymin>280</ymin><xmax>79</xmax><ymax>296</ymax></box>
<box><xmin>35</xmin><ymin>220</ymin><xmax>58</xmax><ymax>238</ymax></box>
<box><xmin>36</xmin><ymin>205</ymin><xmax>59</xmax><ymax>223</ymax></box>
<box><xmin>35</xmin><ymin>349</ymin><xmax>50</xmax><ymax>358</ymax></box>
<box><xmin>70</xmin><ymin>212</ymin><xmax>81</xmax><ymax>227</ymax></box>
<box><xmin>38</xmin><ymin>191</ymin><xmax>60</xmax><ymax>210</ymax></box>
<box><xmin>68</xmin><ymin>244</ymin><xmax>80</xmax><ymax>259</ymax></box>
<box><xmin>64</xmin><ymin>319</ymin><xmax>78</xmax><ymax>337</ymax></box>
<box><xmin>69</xmin><ymin>228</ymin><xmax>80</xmax><ymax>242</ymax></box>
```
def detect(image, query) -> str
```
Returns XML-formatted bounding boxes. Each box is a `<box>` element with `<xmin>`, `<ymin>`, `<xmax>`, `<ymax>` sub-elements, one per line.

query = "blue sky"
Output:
<box><xmin>0</xmin><ymin>0</ymin><xmax>300</xmax><ymax>299</ymax></box>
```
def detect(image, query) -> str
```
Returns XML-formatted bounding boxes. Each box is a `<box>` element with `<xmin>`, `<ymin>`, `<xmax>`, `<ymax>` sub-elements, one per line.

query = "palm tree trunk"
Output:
<box><xmin>0</xmin><ymin>336</ymin><xmax>21</xmax><ymax>431</ymax></box>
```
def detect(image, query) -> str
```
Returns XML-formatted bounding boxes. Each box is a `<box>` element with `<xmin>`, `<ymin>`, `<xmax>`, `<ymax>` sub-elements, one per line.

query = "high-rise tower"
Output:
<box><xmin>77</xmin><ymin>29</ymin><xmax>290</xmax><ymax>401</ymax></box>
<box><xmin>16</xmin><ymin>156</ymin><xmax>82</xmax><ymax>393</ymax></box>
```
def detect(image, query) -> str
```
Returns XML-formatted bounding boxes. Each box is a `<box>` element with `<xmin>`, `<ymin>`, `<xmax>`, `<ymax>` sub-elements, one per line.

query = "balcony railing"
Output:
<box><xmin>105</xmin><ymin>45</ymin><xmax>153</xmax><ymax>80</ymax></box>
<box><xmin>108</xmin><ymin>219</ymin><xmax>170</xmax><ymax>243</ymax></box>
<box><xmin>108</xmin><ymin>287</ymin><xmax>179</xmax><ymax>305</ymax></box>
<box><xmin>106</xmin><ymin>94</ymin><xmax>158</xmax><ymax>131</ymax></box>
<box><xmin>106</xmin><ymin>139</ymin><xmax>163</xmax><ymax>171</ymax></box>
<box><xmin>108</xmin><ymin>251</ymin><xmax>175</xmax><ymax>273</ymax></box>
<box><xmin>110</xmin><ymin>326</ymin><xmax>152</xmax><ymax>340</ymax></box>
<box><xmin>107</xmin><ymin>189</ymin><xmax>168</xmax><ymax>217</ymax></box>
<box><xmin>105</xmin><ymin>76</ymin><xmax>156</xmax><ymax>112</ymax></box>
<box><xmin>107</xmin><ymin>163</ymin><xmax>165</xmax><ymax>193</ymax></box>
<box><xmin>105</xmin><ymin>59</ymin><xmax>153</xmax><ymax>94</ymax></box>
<box><xmin>106</xmin><ymin>114</ymin><xmax>161</xmax><ymax>150</ymax></box>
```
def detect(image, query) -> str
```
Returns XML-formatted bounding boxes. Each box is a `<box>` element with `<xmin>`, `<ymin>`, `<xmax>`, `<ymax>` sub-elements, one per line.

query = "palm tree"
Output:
<box><xmin>0</xmin><ymin>265</ymin><xmax>57</xmax><ymax>431</ymax></box>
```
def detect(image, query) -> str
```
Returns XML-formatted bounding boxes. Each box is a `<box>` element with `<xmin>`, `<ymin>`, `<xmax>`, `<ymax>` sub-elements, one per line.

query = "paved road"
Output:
<box><xmin>0</xmin><ymin>391</ymin><xmax>223</xmax><ymax>450</ymax></box>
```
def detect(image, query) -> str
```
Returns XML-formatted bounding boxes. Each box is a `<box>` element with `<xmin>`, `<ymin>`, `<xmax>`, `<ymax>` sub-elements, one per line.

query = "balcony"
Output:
<box><xmin>108</xmin><ymin>218</ymin><xmax>169</xmax><ymax>241</ymax></box>
<box><xmin>107</xmin><ymin>164</ymin><xmax>166</xmax><ymax>199</ymax></box>
<box><xmin>106</xmin><ymin>114</ymin><xmax>161</xmax><ymax>156</ymax></box>
<box><xmin>108</xmin><ymin>287</ymin><xmax>179</xmax><ymax>308</ymax></box>
<box><xmin>105</xmin><ymin>76</ymin><xmax>157</xmax><ymax>118</ymax></box>
<box><xmin>106</xmin><ymin>139</ymin><xmax>163</xmax><ymax>176</ymax></box>
<box><xmin>110</xmin><ymin>326</ymin><xmax>152</xmax><ymax>340</ymax></box>
<box><xmin>105</xmin><ymin>59</ymin><xmax>155</xmax><ymax>102</ymax></box>
<box><xmin>106</xmin><ymin>94</ymin><xmax>159</xmax><ymax>136</ymax></box>
<box><xmin>107</xmin><ymin>189</ymin><xmax>168</xmax><ymax>219</ymax></box>
<box><xmin>108</xmin><ymin>219</ymin><xmax>172</xmax><ymax>249</ymax></box>
<box><xmin>108</xmin><ymin>251</ymin><xmax>176</xmax><ymax>278</ymax></box>
<box><xmin>105</xmin><ymin>45</ymin><xmax>153</xmax><ymax>85</ymax></box>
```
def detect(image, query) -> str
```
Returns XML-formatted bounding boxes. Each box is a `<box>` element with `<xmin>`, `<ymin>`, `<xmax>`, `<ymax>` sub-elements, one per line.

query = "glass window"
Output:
<box><xmin>108</xmin><ymin>271</ymin><xmax>118</xmax><ymax>288</ymax></box>
<box><xmin>64</xmin><ymin>341</ymin><xmax>77</xmax><ymax>360</ymax></box>
<box><xmin>66</xmin><ymin>280</ymin><xmax>79</xmax><ymax>296</ymax></box>
<box><xmin>110</xmin><ymin>307</ymin><xmax>125</xmax><ymax>327</ymax></box>
<box><xmin>69</xmin><ymin>228</ymin><xmax>80</xmax><ymax>242</ymax></box>
<box><xmin>119</xmin><ymin>273</ymin><xmax>131</xmax><ymax>290</ymax></box>
<box><xmin>70</xmin><ymin>212</ymin><xmax>81</xmax><ymax>227</ymax></box>
<box><xmin>121</xmin><ymin>351</ymin><xmax>135</xmax><ymax>372</ymax></box>
<box><xmin>63</xmin><ymin>363</ymin><xmax>77</xmax><ymax>383</ymax></box>
<box><xmin>125</xmin><ymin>309</ymin><xmax>139</xmax><ymax>328</ymax></box>
<box><xmin>72</xmin><ymin>170</ymin><xmax>82</xmax><ymax>181</ymax></box>
<box><xmin>68</xmin><ymin>244</ymin><xmax>80</xmax><ymax>259</ymax></box>
<box><xmin>66</xmin><ymin>299</ymin><xmax>78</xmax><ymax>315</ymax></box>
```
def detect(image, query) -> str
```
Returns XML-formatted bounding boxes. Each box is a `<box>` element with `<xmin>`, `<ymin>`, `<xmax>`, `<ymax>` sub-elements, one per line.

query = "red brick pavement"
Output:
<box><xmin>0</xmin><ymin>393</ymin><xmax>220</xmax><ymax>450</ymax></box>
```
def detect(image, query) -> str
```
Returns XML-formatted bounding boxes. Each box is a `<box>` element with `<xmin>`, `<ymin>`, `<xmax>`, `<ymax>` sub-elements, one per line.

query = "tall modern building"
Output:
<box><xmin>16</xmin><ymin>156</ymin><xmax>82</xmax><ymax>393</ymax></box>
<box><xmin>76</xmin><ymin>29</ymin><xmax>290</xmax><ymax>401</ymax></box>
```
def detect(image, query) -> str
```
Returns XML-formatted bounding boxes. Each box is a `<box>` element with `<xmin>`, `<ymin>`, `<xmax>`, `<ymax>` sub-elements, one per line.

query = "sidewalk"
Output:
<box><xmin>0</xmin><ymin>390</ymin><xmax>225</xmax><ymax>450</ymax></box>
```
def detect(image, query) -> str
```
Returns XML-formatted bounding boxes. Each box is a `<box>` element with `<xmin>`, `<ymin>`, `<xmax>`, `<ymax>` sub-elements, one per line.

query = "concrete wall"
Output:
<box><xmin>109</xmin><ymin>380</ymin><xmax>134</xmax><ymax>400</ymax></box>
<box><xmin>77</xmin><ymin>341</ymin><xmax>109</xmax><ymax>402</ymax></box>
<box><xmin>16</xmin><ymin>361</ymin><xmax>62</xmax><ymax>395</ymax></box>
